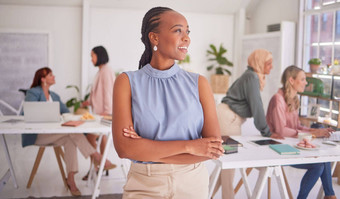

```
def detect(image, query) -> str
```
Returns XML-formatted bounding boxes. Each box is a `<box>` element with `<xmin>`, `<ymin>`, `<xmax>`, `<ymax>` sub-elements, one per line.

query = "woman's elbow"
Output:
<box><xmin>114</xmin><ymin>146</ymin><xmax>129</xmax><ymax>159</ymax></box>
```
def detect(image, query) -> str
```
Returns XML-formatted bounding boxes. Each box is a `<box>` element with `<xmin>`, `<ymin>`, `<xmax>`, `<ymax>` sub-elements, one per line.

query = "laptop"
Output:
<box><xmin>24</xmin><ymin>102</ymin><xmax>61</xmax><ymax>122</ymax></box>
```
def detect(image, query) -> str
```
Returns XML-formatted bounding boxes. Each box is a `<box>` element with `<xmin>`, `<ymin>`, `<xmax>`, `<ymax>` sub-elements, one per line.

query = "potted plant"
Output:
<box><xmin>206</xmin><ymin>44</ymin><xmax>233</xmax><ymax>93</ymax></box>
<box><xmin>65</xmin><ymin>85</ymin><xmax>90</xmax><ymax>114</ymax></box>
<box><xmin>308</xmin><ymin>58</ymin><xmax>321</xmax><ymax>74</ymax></box>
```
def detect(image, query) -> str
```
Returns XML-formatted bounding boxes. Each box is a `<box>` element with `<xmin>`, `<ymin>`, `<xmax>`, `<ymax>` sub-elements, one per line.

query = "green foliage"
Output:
<box><xmin>65</xmin><ymin>85</ymin><xmax>90</xmax><ymax>112</ymax></box>
<box><xmin>206</xmin><ymin>44</ymin><xmax>233</xmax><ymax>75</ymax></box>
<box><xmin>308</xmin><ymin>58</ymin><xmax>322</xmax><ymax>65</ymax></box>
<box><xmin>178</xmin><ymin>54</ymin><xmax>191</xmax><ymax>65</ymax></box>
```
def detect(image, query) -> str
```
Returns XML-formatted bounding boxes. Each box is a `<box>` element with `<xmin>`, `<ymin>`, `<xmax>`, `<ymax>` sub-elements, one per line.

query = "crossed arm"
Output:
<box><xmin>112</xmin><ymin>73</ymin><xmax>224</xmax><ymax>164</ymax></box>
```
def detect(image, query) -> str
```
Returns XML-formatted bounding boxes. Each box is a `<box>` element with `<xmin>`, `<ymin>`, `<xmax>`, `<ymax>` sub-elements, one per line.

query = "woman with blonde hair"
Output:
<box><xmin>214</xmin><ymin>49</ymin><xmax>282</xmax><ymax>199</ymax></box>
<box><xmin>266</xmin><ymin>65</ymin><xmax>335</xmax><ymax>199</ymax></box>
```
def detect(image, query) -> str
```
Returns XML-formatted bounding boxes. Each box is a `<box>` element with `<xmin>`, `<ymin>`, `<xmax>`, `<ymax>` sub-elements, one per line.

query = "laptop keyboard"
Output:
<box><xmin>324</xmin><ymin>132</ymin><xmax>340</xmax><ymax>142</ymax></box>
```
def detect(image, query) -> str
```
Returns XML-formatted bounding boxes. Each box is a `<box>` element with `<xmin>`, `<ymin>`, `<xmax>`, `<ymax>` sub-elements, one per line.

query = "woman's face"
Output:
<box><xmin>291</xmin><ymin>71</ymin><xmax>307</xmax><ymax>93</ymax></box>
<box><xmin>263</xmin><ymin>58</ymin><xmax>273</xmax><ymax>75</ymax></box>
<box><xmin>42</xmin><ymin>72</ymin><xmax>55</xmax><ymax>86</ymax></box>
<box><xmin>153</xmin><ymin>11</ymin><xmax>191</xmax><ymax>64</ymax></box>
<box><xmin>91</xmin><ymin>51</ymin><xmax>97</xmax><ymax>66</ymax></box>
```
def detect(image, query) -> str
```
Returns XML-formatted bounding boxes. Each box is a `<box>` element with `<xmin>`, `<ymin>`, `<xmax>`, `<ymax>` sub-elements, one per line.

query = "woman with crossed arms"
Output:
<box><xmin>112</xmin><ymin>7</ymin><xmax>224</xmax><ymax>199</ymax></box>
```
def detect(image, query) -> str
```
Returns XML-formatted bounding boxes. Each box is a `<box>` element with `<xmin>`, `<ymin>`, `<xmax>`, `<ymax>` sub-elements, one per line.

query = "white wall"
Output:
<box><xmin>246</xmin><ymin>0</ymin><xmax>299</xmax><ymax>34</ymax></box>
<box><xmin>0</xmin><ymin>4</ymin><xmax>234</xmax><ymax>106</ymax></box>
<box><xmin>0</xmin><ymin>4</ymin><xmax>82</xmax><ymax>103</ymax></box>
<box><xmin>88</xmin><ymin>7</ymin><xmax>234</xmax><ymax>86</ymax></box>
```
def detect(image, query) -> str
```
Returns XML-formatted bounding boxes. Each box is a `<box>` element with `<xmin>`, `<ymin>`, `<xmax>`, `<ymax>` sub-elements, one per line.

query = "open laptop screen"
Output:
<box><xmin>24</xmin><ymin>102</ymin><xmax>60</xmax><ymax>122</ymax></box>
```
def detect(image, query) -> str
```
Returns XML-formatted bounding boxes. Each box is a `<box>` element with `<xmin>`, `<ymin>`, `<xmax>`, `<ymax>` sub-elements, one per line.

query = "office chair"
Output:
<box><xmin>26</xmin><ymin>146</ymin><xmax>68</xmax><ymax>189</ymax></box>
<box><xmin>19</xmin><ymin>88</ymin><xmax>67</xmax><ymax>189</ymax></box>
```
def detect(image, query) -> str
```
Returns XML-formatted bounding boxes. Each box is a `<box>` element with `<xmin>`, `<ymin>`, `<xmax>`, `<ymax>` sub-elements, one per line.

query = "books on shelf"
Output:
<box><xmin>269</xmin><ymin>144</ymin><xmax>300</xmax><ymax>155</ymax></box>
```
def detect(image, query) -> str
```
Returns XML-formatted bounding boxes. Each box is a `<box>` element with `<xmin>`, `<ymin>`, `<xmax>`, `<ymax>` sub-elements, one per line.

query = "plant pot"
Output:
<box><xmin>309</xmin><ymin>64</ymin><xmax>320</xmax><ymax>74</ymax></box>
<box><xmin>210</xmin><ymin>74</ymin><xmax>229</xmax><ymax>94</ymax></box>
<box><xmin>74</xmin><ymin>107</ymin><xmax>88</xmax><ymax>115</ymax></box>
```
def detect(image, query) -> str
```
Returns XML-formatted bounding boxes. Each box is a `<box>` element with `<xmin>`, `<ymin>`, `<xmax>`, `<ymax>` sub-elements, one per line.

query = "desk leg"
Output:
<box><xmin>316</xmin><ymin>161</ymin><xmax>337</xmax><ymax>199</ymax></box>
<box><xmin>274</xmin><ymin>166</ymin><xmax>289</xmax><ymax>199</ymax></box>
<box><xmin>251</xmin><ymin>167</ymin><xmax>272</xmax><ymax>199</ymax></box>
<box><xmin>87</xmin><ymin>134</ymin><xmax>104</xmax><ymax>187</ymax></box>
<box><xmin>0</xmin><ymin>134</ymin><xmax>18</xmax><ymax>190</ymax></box>
<box><xmin>92</xmin><ymin>131</ymin><xmax>112</xmax><ymax>199</ymax></box>
<box><xmin>240</xmin><ymin>168</ymin><xmax>252</xmax><ymax>199</ymax></box>
<box><xmin>208</xmin><ymin>160</ymin><xmax>221</xmax><ymax>199</ymax></box>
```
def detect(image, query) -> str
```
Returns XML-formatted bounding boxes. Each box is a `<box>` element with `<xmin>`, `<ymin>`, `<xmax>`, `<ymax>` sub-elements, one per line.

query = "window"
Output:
<box><xmin>303</xmin><ymin>0</ymin><xmax>340</xmax><ymax>72</ymax></box>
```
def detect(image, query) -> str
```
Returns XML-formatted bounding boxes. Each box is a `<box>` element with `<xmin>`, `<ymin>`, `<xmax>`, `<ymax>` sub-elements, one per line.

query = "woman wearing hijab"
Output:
<box><xmin>214</xmin><ymin>49</ymin><xmax>282</xmax><ymax>199</ymax></box>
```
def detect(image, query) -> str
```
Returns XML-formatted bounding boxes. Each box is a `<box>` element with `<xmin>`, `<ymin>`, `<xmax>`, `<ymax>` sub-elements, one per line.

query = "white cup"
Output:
<box><xmin>298</xmin><ymin>132</ymin><xmax>314</xmax><ymax>142</ymax></box>
<box><xmin>62</xmin><ymin>113</ymin><xmax>73</xmax><ymax>121</ymax></box>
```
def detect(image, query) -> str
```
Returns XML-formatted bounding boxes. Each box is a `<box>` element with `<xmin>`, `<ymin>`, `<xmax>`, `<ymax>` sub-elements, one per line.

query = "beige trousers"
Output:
<box><xmin>35</xmin><ymin>133</ymin><xmax>96</xmax><ymax>174</ymax></box>
<box><xmin>215</xmin><ymin>103</ymin><xmax>246</xmax><ymax>199</ymax></box>
<box><xmin>123</xmin><ymin>162</ymin><xmax>209</xmax><ymax>199</ymax></box>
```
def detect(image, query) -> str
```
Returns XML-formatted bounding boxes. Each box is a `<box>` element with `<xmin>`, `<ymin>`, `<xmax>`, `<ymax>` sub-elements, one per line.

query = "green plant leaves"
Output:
<box><xmin>66</xmin><ymin>85</ymin><xmax>80</xmax><ymax>93</ymax></box>
<box><xmin>65</xmin><ymin>85</ymin><xmax>91</xmax><ymax>112</ymax></box>
<box><xmin>84</xmin><ymin>93</ymin><xmax>90</xmax><ymax>101</ymax></box>
<box><xmin>207</xmin><ymin>65</ymin><xmax>214</xmax><ymax>71</ymax></box>
<box><xmin>206</xmin><ymin>44</ymin><xmax>233</xmax><ymax>75</ymax></box>
<box><xmin>308</xmin><ymin>58</ymin><xmax>321</xmax><ymax>65</ymax></box>
<box><xmin>66</xmin><ymin>98</ymin><xmax>77</xmax><ymax>108</ymax></box>
<box><xmin>74</xmin><ymin>101</ymin><xmax>81</xmax><ymax>112</ymax></box>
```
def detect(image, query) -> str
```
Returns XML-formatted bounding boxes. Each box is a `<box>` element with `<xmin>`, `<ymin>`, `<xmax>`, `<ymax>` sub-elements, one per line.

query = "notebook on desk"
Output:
<box><xmin>269</xmin><ymin>144</ymin><xmax>300</xmax><ymax>155</ymax></box>
<box><xmin>23</xmin><ymin>102</ymin><xmax>60</xmax><ymax>122</ymax></box>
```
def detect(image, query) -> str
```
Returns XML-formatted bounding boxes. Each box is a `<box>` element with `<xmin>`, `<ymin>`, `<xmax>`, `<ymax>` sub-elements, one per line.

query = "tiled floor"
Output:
<box><xmin>1</xmin><ymin>134</ymin><xmax>339</xmax><ymax>199</ymax></box>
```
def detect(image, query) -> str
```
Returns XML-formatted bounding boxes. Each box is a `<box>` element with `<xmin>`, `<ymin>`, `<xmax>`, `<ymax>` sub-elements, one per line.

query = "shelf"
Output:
<box><xmin>299</xmin><ymin>93</ymin><xmax>335</xmax><ymax>101</ymax></box>
<box><xmin>299</xmin><ymin>73</ymin><xmax>340</xmax><ymax>128</ymax></box>
<box><xmin>299</xmin><ymin>116</ymin><xmax>337</xmax><ymax>127</ymax></box>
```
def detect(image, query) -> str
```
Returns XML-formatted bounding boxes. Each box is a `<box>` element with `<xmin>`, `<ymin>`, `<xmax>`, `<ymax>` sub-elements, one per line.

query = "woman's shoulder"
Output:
<box><xmin>180</xmin><ymin>69</ymin><xmax>199</xmax><ymax>80</ymax></box>
<box><xmin>100</xmin><ymin>64</ymin><xmax>113</xmax><ymax>72</ymax></box>
<box><xmin>49</xmin><ymin>90</ymin><xmax>60</xmax><ymax>97</ymax></box>
<box><xmin>27</xmin><ymin>86</ymin><xmax>42</xmax><ymax>94</ymax></box>
<box><xmin>242</xmin><ymin>68</ymin><xmax>258</xmax><ymax>81</ymax></box>
<box><xmin>270</xmin><ymin>89</ymin><xmax>285</xmax><ymax>104</ymax></box>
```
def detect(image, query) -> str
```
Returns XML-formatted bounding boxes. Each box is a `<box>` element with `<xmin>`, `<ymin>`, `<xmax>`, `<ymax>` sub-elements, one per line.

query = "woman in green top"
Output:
<box><xmin>214</xmin><ymin>49</ymin><xmax>282</xmax><ymax>199</ymax></box>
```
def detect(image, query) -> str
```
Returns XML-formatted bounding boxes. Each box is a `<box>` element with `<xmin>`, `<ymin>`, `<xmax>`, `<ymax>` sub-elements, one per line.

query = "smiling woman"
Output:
<box><xmin>112</xmin><ymin>6</ymin><xmax>223</xmax><ymax>199</ymax></box>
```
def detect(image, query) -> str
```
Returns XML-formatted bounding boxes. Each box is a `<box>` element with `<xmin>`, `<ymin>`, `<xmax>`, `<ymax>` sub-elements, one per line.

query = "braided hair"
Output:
<box><xmin>281</xmin><ymin>65</ymin><xmax>304</xmax><ymax>112</ymax></box>
<box><xmin>139</xmin><ymin>7</ymin><xmax>173</xmax><ymax>69</ymax></box>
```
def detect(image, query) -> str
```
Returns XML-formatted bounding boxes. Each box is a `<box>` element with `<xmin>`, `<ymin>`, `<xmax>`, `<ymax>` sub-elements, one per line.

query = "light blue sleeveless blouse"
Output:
<box><xmin>125</xmin><ymin>63</ymin><xmax>204</xmax><ymax>143</ymax></box>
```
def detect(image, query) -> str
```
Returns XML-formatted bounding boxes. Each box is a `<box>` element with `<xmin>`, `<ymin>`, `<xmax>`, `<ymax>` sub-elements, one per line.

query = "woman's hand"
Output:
<box><xmin>310</xmin><ymin>128</ymin><xmax>334</xmax><ymax>138</ymax></box>
<box><xmin>123</xmin><ymin>126</ymin><xmax>141</xmax><ymax>139</ymax></box>
<box><xmin>187</xmin><ymin>137</ymin><xmax>224</xmax><ymax>160</ymax></box>
<box><xmin>270</xmin><ymin>133</ymin><xmax>285</xmax><ymax>140</ymax></box>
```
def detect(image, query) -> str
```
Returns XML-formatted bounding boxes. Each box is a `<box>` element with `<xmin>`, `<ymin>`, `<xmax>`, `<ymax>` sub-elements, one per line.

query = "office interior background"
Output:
<box><xmin>0</xmin><ymin>0</ymin><xmax>340</xmax><ymax>198</ymax></box>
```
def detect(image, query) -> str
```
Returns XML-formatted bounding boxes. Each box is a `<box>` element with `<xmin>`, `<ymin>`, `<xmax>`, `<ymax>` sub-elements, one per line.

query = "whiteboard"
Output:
<box><xmin>0</xmin><ymin>32</ymin><xmax>48</xmax><ymax>115</ymax></box>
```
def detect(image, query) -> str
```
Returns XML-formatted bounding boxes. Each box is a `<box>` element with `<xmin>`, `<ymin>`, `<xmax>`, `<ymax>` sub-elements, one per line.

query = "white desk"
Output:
<box><xmin>0</xmin><ymin>115</ymin><xmax>112</xmax><ymax>199</ymax></box>
<box><xmin>209</xmin><ymin>135</ymin><xmax>340</xmax><ymax>199</ymax></box>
